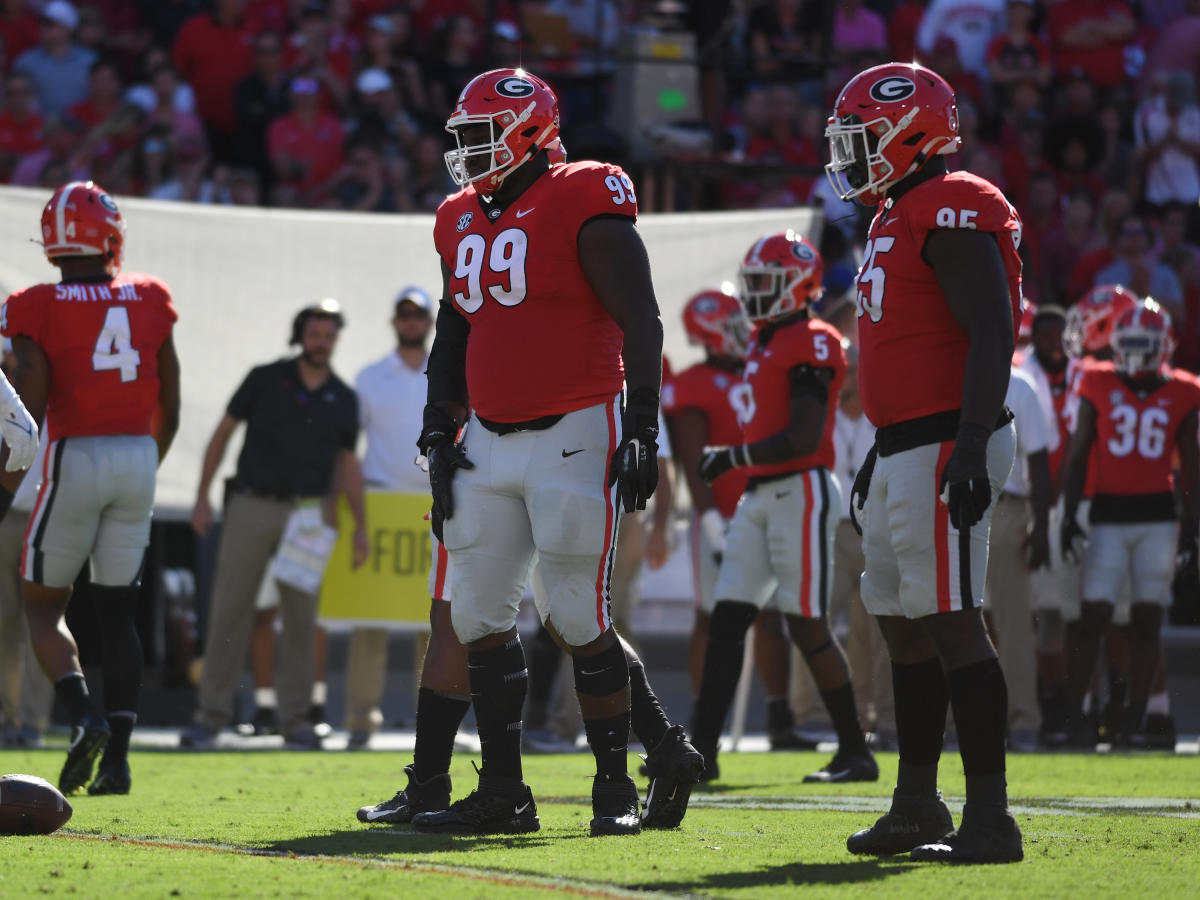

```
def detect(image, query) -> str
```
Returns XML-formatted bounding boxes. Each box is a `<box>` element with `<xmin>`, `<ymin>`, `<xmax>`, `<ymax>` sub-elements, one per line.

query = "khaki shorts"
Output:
<box><xmin>713</xmin><ymin>468</ymin><xmax>841</xmax><ymax>618</ymax></box>
<box><xmin>22</xmin><ymin>435</ymin><xmax>157</xmax><ymax>589</ymax></box>
<box><xmin>442</xmin><ymin>398</ymin><xmax>621</xmax><ymax>646</ymax></box>
<box><xmin>861</xmin><ymin>423</ymin><xmax>1015</xmax><ymax>619</ymax></box>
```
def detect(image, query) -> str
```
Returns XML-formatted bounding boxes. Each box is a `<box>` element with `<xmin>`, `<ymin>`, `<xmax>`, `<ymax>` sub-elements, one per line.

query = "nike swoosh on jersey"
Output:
<box><xmin>883</xmin><ymin>217</ymin><xmax>899</xmax><ymax>226</ymax></box>
<box><xmin>515</xmin><ymin>208</ymin><xmax>535</xmax><ymax>218</ymax></box>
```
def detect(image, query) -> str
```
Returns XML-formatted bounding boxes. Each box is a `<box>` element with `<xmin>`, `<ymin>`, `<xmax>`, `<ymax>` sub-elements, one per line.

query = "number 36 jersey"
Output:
<box><xmin>2</xmin><ymin>273</ymin><xmax>177</xmax><ymax>441</ymax></box>
<box><xmin>855</xmin><ymin>171</ymin><xmax>1023</xmax><ymax>428</ymax></box>
<box><xmin>1077</xmin><ymin>362</ymin><xmax>1200</xmax><ymax>499</ymax></box>
<box><xmin>433</xmin><ymin>160</ymin><xmax>637</xmax><ymax>423</ymax></box>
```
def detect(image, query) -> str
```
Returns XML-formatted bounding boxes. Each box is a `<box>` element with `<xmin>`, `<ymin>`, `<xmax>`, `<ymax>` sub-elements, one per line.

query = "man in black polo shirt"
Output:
<box><xmin>182</xmin><ymin>300</ymin><xmax>367</xmax><ymax>749</ymax></box>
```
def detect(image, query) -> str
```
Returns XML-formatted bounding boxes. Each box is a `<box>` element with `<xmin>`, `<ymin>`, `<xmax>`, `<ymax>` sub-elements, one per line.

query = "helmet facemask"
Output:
<box><xmin>444</xmin><ymin>106</ymin><xmax>546</xmax><ymax>194</ymax></box>
<box><xmin>1111</xmin><ymin>327</ymin><xmax>1165</xmax><ymax>375</ymax></box>
<box><xmin>825</xmin><ymin>113</ymin><xmax>895</xmax><ymax>202</ymax></box>
<box><xmin>739</xmin><ymin>263</ymin><xmax>806</xmax><ymax>322</ymax></box>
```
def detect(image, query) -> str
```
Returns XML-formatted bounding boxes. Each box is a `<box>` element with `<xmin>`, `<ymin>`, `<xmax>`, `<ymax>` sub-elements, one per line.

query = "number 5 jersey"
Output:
<box><xmin>432</xmin><ymin>160</ymin><xmax>636</xmax><ymax>423</ymax></box>
<box><xmin>2</xmin><ymin>274</ymin><xmax>177</xmax><ymax>442</ymax></box>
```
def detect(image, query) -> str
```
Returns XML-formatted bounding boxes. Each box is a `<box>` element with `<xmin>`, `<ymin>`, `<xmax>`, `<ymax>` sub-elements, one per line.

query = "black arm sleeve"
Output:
<box><xmin>789</xmin><ymin>364</ymin><xmax>833</xmax><ymax>402</ymax></box>
<box><xmin>426</xmin><ymin>300</ymin><xmax>470</xmax><ymax>410</ymax></box>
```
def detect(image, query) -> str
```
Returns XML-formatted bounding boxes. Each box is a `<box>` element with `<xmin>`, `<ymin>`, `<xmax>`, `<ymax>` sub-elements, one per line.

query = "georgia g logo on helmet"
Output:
<box><xmin>868</xmin><ymin>76</ymin><xmax>916</xmax><ymax>103</ymax></box>
<box><xmin>495</xmin><ymin>77</ymin><xmax>535</xmax><ymax>99</ymax></box>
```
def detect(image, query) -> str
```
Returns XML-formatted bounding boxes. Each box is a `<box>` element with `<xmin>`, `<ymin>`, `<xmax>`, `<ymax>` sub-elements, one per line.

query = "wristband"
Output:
<box><xmin>954</xmin><ymin>421</ymin><xmax>991</xmax><ymax>453</ymax></box>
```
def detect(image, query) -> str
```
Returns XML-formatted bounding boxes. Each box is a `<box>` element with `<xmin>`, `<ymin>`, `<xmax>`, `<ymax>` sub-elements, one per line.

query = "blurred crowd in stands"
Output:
<box><xmin>0</xmin><ymin>0</ymin><xmax>1197</xmax><ymax>356</ymax></box>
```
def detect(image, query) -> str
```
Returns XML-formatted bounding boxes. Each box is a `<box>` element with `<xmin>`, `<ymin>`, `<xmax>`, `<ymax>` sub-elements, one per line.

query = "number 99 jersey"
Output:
<box><xmin>2</xmin><ymin>273</ymin><xmax>177</xmax><ymax>441</ymax></box>
<box><xmin>855</xmin><ymin>170</ymin><xmax>1022</xmax><ymax>427</ymax></box>
<box><xmin>433</xmin><ymin>160</ymin><xmax>638</xmax><ymax>423</ymax></box>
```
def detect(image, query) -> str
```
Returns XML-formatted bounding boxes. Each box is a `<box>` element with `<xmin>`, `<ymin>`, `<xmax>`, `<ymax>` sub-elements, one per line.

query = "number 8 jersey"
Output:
<box><xmin>2</xmin><ymin>273</ymin><xmax>177</xmax><ymax>441</ymax></box>
<box><xmin>855</xmin><ymin>170</ymin><xmax>1022</xmax><ymax>427</ymax></box>
<box><xmin>1077</xmin><ymin>362</ymin><xmax>1200</xmax><ymax>516</ymax></box>
<box><xmin>433</xmin><ymin>160</ymin><xmax>634</xmax><ymax>422</ymax></box>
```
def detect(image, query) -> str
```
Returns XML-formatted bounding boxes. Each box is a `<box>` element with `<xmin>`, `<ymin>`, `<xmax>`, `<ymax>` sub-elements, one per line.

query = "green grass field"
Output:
<box><xmin>1</xmin><ymin>746</ymin><xmax>1197</xmax><ymax>898</ymax></box>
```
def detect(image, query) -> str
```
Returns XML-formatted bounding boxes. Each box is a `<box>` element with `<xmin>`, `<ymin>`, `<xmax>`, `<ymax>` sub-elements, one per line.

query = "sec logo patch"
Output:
<box><xmin>456</xmin><ymin>212</ymin><xmax>473</xmax><ymax>232</ymax></box>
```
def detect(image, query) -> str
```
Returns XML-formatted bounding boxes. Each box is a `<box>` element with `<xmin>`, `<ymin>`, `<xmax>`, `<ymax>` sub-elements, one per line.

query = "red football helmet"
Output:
<box><xmin>1111</xmin><ymin>300</ymin><xmax>1174</xmax><ymax>375</ymax></box>
<box><xmin>825</xmin><ymin>62</ymin><xmax>961</xmax><ymax>203</ymax></box>
<box><xmin>682</xmin><ymin>283</ymin><xmax>750</xmax><ymax>360</ymax></box>
<box><xmin>41</xmin><ymin>181</ymin><xmax>125</xmax><ymax>272</ymax></box>
<box><xmin>1064</xmin><ymin>284</ymin><xmax>1140</xmax><ymax>358</ymax></box>
<box><xmin>443</xmin><ymin>68</ymin><xmax>560</xmax><ymax>196</ymax></box>
<box><xmin>738</xmin><ymin>230</ymin><xmax>823</xmax><ymax>322</ymax></box>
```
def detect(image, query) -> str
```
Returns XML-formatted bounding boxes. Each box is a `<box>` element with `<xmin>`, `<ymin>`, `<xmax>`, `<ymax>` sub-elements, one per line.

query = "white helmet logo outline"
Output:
<box><xmin>868</xmin><ymin>76</ymin><xmax>916</xmax><ymax>103</ymax></box>
<box><xmin>495</xmin><ymin>77</ymin><xmax>535</xmax><ymax>99</ymax></box>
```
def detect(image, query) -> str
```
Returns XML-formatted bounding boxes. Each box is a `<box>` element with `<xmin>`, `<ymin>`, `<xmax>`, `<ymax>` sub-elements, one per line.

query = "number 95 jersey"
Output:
<box><xmin>855</xmin><ymin>171</ymin><xmax>1022</xmax><ymax>428</ymax></box>
<box><xmin>2</xmin><ymin>273</ymin><xmax>177</xmax><ymax>441</ymax></box>
<box><xmin>433</xmin><ymin>160</ymin><xmax>637</xmax><ymax>422</ymax></box>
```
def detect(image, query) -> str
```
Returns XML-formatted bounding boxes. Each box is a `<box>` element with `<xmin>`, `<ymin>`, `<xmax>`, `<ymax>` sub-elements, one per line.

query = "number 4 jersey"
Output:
<box><xmin>855</xmin><ymin>171</ymin><xmax>1023</xmax><ymax>428</ymax></box>
<box><xmin>433</xmin><ymin>160</ymin><xmax>636</xmax><ymax>423</ymax></box>
<box><xmin>1077</xmin><ymin>362</ymin><xmax>1200</xmax><ymax>522</ymax></box>
<box><xmin>2</xmin><ymin>274</ymin><xmax>177</xmax><ymax>441</ymax></box>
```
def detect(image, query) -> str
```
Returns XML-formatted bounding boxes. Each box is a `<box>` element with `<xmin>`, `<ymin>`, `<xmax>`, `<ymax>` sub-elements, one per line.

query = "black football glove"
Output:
<box><xmin>608</xmin><ymin>387</ymin><xmax>659</xmax><ymax>513</ymax></box>
<box><xmin>848</xmin><ymin>443</ymin><xmax>877</xmax><ymax>537</ymax></box>
<box><xmin>418</xmin><ymin>408</ymin><xmax>473</xmax><ymax>543</ymax></box>
<box><xmin>698</xmin><ymin>445</ymin><xmax>750</xmax><ymax>484</ymax></box>
<box><xmin>1177</xmin><ymin>517</ymin><xmax>1199</xmax><ymax>572</ymax></box>
<box><xmin>939</xmin><ymin>423</ymin><xmax>991</xmax><ymax>531</ymax></box>
<box><xmin>1060</xmin><ymin>515</ymin><xmax>1087</xmax><ymax>565</ymax></box>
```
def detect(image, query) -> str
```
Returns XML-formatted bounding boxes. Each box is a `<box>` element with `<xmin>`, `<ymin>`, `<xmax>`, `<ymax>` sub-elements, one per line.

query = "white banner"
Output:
<box><xmin>0</xmin><ymin>185</ymin><xmax>816</xmax><ymax>514</ymax></box>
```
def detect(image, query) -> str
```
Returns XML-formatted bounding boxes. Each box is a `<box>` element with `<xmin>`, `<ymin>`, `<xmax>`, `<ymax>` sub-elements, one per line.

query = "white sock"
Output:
<box><xmin>1146</xmin><ymin>691</ymin><xmax>1170</xmax><ymax>716</ymax></box>
<box><xmin>255</xmin><ymin>687</ymin><xmax>277</xmax><ymax>708</ymax></box>
<box><xmin>311</xmin><ymin>681</ymin><xmax>326</xmax><ymax>706</ymax></box>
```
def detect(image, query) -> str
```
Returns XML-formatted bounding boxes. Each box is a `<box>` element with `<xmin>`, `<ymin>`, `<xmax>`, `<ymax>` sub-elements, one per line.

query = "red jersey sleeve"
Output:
<box><xmin>556</xmin><ymin>161</ymin><xmax>638</xmax><ymax>237</ymax></box>
<box><xmin>903</xmin><ymin>172</ymin><xmax>1021</xmax><ymax>257</ymax></box>
<box><xmin>1076</xmin><ymin>365</ymin><xmax>1107</xmax><ymax>411</ymax></box>
<box><xmin>1</xmin><ymin>284</ymin><xmax>46</xmax><ymax>344</ymax></box>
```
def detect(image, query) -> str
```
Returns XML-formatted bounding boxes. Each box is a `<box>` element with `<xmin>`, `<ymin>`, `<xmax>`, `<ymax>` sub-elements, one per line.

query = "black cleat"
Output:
<box><xmin>768</xmin><ymin>726</ymin><xmax>820</xmax><ymax>751</ymax></box>
<box><xmin>694</xmin><ymin>745</ymin><xmax>720</xmax><ymax>784</ymax></box>
<box><xmin>640</xmin><ymin>726</ymin><xmax>704</xmax><ymax>829</ymax></box>
<box><xmin>803</xmin><ymin>749</ymin><xmax>879</xmax><ymax>784</ymax></box>
<box><xmin>1142</xmin><ymin>713</ymin><xmax>1178</xmax><ymax>751</ymax></box>
<box><xmin>411</xmin><ymin>777</ymin><xmax>539</xmax><ymax>835</ymax></box>
<box><xmin>88</xmin><ymin>758</ymin><xmax>131</xmax><ymax>795</ymax></box>
<box><xmin>60</xmin><ymin>713</ymin><xmax>111</xmax><ymax>796</ymax></box>
<box><xmin>357</xmin><ymin>765</ymin><xmax>451</xmax><ymax>824</ymax></box>
<box><xmin>910</xmin><ymin>803</ymin><xmax>1024</xmax><ymax>864</ymax></box>
<box><xmin>847</xmin><ymin>791</ymin><xmax>954</xmax><ymax>855</ymax></box>
<box><xmin>248</xmin><ymin>706</ymin><xmax>279</xmax><ymax>736</ymax></box>
<box><xmin>590</xmin><ymin>773</ymin><xmax>641</xmax><ymax>836</ymax></box>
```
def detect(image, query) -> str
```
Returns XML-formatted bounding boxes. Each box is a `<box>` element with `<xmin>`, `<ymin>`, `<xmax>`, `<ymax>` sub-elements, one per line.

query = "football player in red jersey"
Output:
<box><xmin>1058</xmin><ymin>301</ymin><xmax>1199</xmax><ymax>747</ymax></box>
<box><xmin>826</xmin><ymin>63</ymin><xmax>1024</xmax><ymax>862</ymax></box>
<box><xmin>409</xmin><ymin>68</ymin><xmax>686</xmax><ymax>837</ymax></box>
<box><xmin>689</xmin><ymin>231</ymin><xmax>877</xmax><ymax>784</ymax></box>
<box><xmin>664</xmin><ymin>286</ymin><xmax>819</xmax><ymax>751</ymax></box>
<box><xmin>0</xmin><ymin>182</ymin><xmax>180</xmax><ymax>796</ymax></box>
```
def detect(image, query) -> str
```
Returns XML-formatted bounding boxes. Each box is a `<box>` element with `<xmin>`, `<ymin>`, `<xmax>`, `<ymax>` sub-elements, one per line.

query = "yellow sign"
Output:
<box><xmin>318</xmin><ymin>492</ymin><xmax>434</xmax><ymax>628</ymax></box>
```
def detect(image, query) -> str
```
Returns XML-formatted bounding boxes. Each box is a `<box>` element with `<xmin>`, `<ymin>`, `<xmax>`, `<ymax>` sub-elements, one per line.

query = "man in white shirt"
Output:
<box><xmin>983</xmin><ymin>366</ymin><xmax>1052</xmax><ymax>749</ymax></box>
<box><xmin>346</xmin><ymin>287</ymin><xmax>435</xmax><ymax>748</ymax></box>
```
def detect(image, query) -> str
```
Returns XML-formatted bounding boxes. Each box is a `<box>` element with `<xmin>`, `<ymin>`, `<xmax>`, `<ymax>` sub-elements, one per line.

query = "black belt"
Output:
<box><xmin>1090</xmin><ymin>492</ymin><xmax>1176</xmax><ymax>524</ymax></box>
<box><xmin>876</xmin><ymin>407</ymin><xmax>1014</xmax><ymax>458</ymax></box>
<box><xmin>747</xmin><ymin>468</ymin><xmax>813</xmax><ymax>490</ymax></box>
<box><xmin>477</xmin><ymin>412</ymin><xmax>564</xmax><ymax>435</ymax></box>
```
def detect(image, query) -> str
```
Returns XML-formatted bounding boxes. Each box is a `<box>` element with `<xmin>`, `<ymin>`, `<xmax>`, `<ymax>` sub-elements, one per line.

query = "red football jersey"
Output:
<box><xmin>433</xmin><ymin>161</ymin><xmax>637</xmax><ymax>422</ymax></box>
<box><xmin>1078</xmin><ymin>363</ymin><xmax>1200</xmax><ymax>496</ymax></box>
<box><xmin>739</xmin><ymin>317</ymin><xmax>846</xmax><ymax>478</ymax></box>
<box><xmin>855</xmin><ymin>171</ymin><xmax>1023</xmax><ymax>428</ymax></box>
<box><xmin>662</xmin><ymin>362</ymin><xmax>748</xmax><ymax>517</ymax></box>
<box><xmin>2</xmin><ymin>274</ymin><xmax>177</xmax><ymax>441</ymax></box>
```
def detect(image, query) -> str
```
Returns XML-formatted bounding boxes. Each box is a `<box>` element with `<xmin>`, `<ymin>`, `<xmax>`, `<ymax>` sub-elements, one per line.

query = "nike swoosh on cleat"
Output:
<box><xmin>68</xmin><ymin>727</ymin><xmax>85</xmax><ymax>751</ymax></box>
<box><xmin>514</xmin><ymin>801</ymin><xmax>532</xmax><ymax>814</ymax></box>
<box><xmin>365</xmin><ymin>807</ymin><xmax>400</xmax><ymax>821</ymax></box>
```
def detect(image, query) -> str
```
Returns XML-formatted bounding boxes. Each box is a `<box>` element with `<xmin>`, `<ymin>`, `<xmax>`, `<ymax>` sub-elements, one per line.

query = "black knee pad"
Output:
<box><xmin>1128</xmin><ymin>604</ymin><xmax>1163</xmax><ymax>644</ymax></box>
<box><xmin>91</xmin><ymin>585</ymin><xmax>139</xmax><ymax>635</ymax></box>
<box><xmin>1077</xmin><ymin>601</ymin><xmax>1113</xmax><ymax>640</ymax></box>
<box><xmin>572</xmin><ymin>637</ymin><xmax>629</xmax><ymax>697</ymax></box>
<box><xmin>709</xmin><ymin>600</ymin><xmax>759</xmax><ymax>646</ymax></box>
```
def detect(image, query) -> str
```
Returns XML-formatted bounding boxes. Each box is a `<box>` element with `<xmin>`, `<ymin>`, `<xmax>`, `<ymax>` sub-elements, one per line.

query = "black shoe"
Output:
<box><xmin>307</xmin><ymin>704</ymin><xmax>332</xmax><ymax>739</ymax></box>
<box><xmin>236</xmin><ymin>706</ymin><xmax>279</xmax><ymax>737</ymax></box>
<box><xmin>910</xmin><ymin>803</ymin><xmax>1023</xmax><ymax>864</ymax></box>
<box><xmin>847</xmin><ymin>791</ymin><xmax>954</xmax><ymax>855</ymax></box>
<box><xmin>411</xmin><ymin>777</ymin><xmax>539</xmax><ymax>835</ymax></box>
<box><xmin>640</xmin><ymin>725</ymin><xmax>704</xmax><ymax>829</ymax></box>
<box><xmin>694</xmin><ymin>745</ymin><xmax>720</xmax><ymax>784</ymax></box>
<box><xmin>803</xmin><ymin>749</ymin><xmax>879</xmax><ymax>784</ymax></box>
<box><xmin>1142</xmin><ymin>713</ymin><xmax>1177</xmax><ymax>751</ymax></box>
<box><xmin>60</xmin><ymin>713</ymin><xmax>111</xmax><ymax>795</ymax></box>
<box><xmin>1064</xmin><ymin>712</ymin><xmax>1100</xmax><ymax>750</ymax></box>
<box><xmin>358</xmin><ymin>765</ymin><xmax>451</xmax><ymax>824</ymax></box>
<box><xmin>88</xmin><ymin>758</ymin><xmax>131</xmax><ymax>795</ymax></box>
<box><xmin>590</xmin><ymin>773</ymin><xmax>641</xmax><ymax>836</ymax></box>
<box><xmin>768</xmin><ymin>726</ymin><xmax>821</xmax><ymax>751</ymax></box>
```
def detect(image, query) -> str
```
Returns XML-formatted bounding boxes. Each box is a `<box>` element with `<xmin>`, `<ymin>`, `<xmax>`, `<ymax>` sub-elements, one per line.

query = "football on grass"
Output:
<box><xmin>0</xmin><ymin>774</ymin><xmax>73</xmax><ymax>835</ymax></box>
